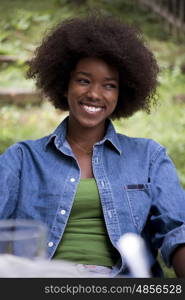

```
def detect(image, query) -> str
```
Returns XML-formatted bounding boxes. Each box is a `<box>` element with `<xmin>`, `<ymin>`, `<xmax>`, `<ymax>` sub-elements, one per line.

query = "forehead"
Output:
<box><xmin>73</xmin><ymin>57</ymin><xmax>119</xmax><ymax>79</ymax></box>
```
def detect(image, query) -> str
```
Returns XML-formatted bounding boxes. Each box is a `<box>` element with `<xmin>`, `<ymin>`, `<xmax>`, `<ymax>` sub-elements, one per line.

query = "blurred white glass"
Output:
<box><xmin>0</xmin><ymin>219</ymin><xmax>103</xmax><ymax>277</ymax></box>
<box><xmin>0</xmin><ymin>219</ymin><xmax>47</xmax><ymax>260</ymax></box>
<box><xmin>117</xmin><ymin>233</ymin><xmax>151</xmax><ymax>278</ymax></box>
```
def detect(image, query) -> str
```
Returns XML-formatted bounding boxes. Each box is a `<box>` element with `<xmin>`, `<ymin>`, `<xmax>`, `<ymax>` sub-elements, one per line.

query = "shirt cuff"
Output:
<box><xmin>161</xmin><ymin>224</ymin><xmax>185</xmax><ymax>267</ymax></box>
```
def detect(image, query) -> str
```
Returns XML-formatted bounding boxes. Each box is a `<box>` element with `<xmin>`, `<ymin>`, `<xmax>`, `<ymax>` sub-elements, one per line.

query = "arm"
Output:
<box><xmin>171</xmin><ymin>245</ymin><xmax>185</xmax><ymax>278</ymax></box>
<box><xmin>149</xmin><ymin>146</ymin><xmax>185</xmax><ymax>274</ymax></box>
<box><xmin>0</xmin><ymin>144</ymin><xmax>21</xmax><ymax>217</ymax></box>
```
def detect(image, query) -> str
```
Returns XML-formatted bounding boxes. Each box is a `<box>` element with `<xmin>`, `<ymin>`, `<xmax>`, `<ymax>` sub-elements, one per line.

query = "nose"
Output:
<box><xmin>87</xmin><ymin>84</ymin><xmax>101</xmax><ymax>100</ymax></box>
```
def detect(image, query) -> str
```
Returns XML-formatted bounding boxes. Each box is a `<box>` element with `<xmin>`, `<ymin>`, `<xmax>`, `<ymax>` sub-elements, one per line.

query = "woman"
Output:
<box><xmin>0</xmin><ymin>13</ymin><xmax>185</xmax><ymax>277</ymax></box>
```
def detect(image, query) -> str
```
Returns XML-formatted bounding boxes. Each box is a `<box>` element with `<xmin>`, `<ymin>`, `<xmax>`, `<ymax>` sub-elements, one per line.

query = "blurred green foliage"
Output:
<box><xmin>0</xmin><ymin>103</ymin><xmax>67</xmax><ymax>153</ymax></box>
<box><xmin>0</xmin><ymin>0</ymin><xmax>185</xmax><ymax>278</ymax></box>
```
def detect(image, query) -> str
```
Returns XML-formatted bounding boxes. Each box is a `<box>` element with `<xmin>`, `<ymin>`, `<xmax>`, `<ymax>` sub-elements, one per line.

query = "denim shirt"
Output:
<box><xmin>1</xmin><ymin>116</ymin><xmax>185</xmax><ymax>277</ymax></box>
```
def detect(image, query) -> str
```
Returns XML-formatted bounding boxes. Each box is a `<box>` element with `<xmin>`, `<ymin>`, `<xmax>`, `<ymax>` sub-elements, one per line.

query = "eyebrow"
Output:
<box><xmin>75</xmin><ymin>71</ymin><xmax>119</xmax><ymax>82</ymax></box>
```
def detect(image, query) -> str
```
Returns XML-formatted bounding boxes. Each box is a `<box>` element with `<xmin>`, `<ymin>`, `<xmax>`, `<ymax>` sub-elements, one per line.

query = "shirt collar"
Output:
<box><xmin>95</xmin><ymin>120</ymin><xmax>122</xmax><ymax>155</ymax></box>
<box><xmin>44</xmin><ymin>116</ymin><xmax>122</xmax><ymax>155</ymax></box>
<box><xmin>44</xmin><ymin>117</ymin><xmax>68</xmax><ymax>151</ymax></box>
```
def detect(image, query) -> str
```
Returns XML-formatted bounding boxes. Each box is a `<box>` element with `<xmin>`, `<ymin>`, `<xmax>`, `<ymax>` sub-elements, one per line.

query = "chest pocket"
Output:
<box><xmin>124</xmin><ymin>184</ymin><xmax>152</xmax><ymax>232</ymax></box>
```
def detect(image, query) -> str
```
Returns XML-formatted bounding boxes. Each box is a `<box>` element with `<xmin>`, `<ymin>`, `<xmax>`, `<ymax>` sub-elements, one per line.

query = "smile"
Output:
<box><xmin>81</xmin><ymin>104</ymin><xmax>104</xmax><ymax>113</ymax></box>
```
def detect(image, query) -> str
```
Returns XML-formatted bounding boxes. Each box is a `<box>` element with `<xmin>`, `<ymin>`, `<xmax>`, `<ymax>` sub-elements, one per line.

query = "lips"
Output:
<box><xmin>80</xmin><ymin>102</ymin><xmax>105</xmax><ymax>114</ymax></box>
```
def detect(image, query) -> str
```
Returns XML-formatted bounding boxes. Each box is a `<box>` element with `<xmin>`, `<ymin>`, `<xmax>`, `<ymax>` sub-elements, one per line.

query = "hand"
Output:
<box><xmin>171</xmin><ymin>244</ymin><xmax>185</xmax><ymax>278</ymax></box>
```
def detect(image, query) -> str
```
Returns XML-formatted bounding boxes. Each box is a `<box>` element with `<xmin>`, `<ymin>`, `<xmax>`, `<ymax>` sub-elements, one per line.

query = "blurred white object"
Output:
<box><xmin>0</xmin><ymin>219</ymin><xmax>47</xmax><ymax>259</ymax></box>
<box><xmin>117</xmin><ymin>233</ymin><xmax>151</xmax><ymax>278</ymax></box>
<box><xmin>0</xmin><ymin>255</ymin><xmax>108</xmax><ymax>278</ymax></box>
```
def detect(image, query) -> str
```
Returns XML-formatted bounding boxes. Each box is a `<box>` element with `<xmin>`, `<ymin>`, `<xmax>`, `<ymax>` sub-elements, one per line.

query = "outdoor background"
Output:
<box><xmin>0</xmin><ymin>0</ymin><xmax>185</xmax><ymax>277</ymax></box>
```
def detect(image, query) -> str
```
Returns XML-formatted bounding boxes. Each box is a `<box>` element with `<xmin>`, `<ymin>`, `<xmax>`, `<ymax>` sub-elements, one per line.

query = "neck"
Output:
<box><xmin>67</xmin><ymin>118</ymin><xmax>107</xmax><ymax>145</ymax></box>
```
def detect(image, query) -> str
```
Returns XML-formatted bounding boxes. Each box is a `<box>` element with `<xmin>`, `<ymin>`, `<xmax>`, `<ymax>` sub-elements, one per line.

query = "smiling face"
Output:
<box><xmin>66</xmin><ymin>57</ymin><xmax>119</xmax><ymax>132</ymax></box>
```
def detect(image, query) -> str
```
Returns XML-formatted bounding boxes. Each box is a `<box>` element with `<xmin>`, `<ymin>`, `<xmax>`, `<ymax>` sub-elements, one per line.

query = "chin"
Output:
<box><xmin>80</xmin><ymin>118</ymin><xmax>105</xmax><ymax>129</ymax></box>
<box><xmin>81</xmin><ymin>120</ymin><xmax>101</xmax><ymax>128</ymax></box>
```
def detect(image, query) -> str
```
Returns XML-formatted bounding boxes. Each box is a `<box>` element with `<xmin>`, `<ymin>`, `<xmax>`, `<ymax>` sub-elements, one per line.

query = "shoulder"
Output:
<box><xmin>18</xmin><ymin>135</ymin><xmax>51</xmax><ymax>151</ymax></box>
<box><xmin>0</xmin><ymin>134</ymin><xmax>51</xmax><ymax>159</ymax></box>
<box><xmin>116</xmin><ymin>133</ymin><xmax>165</xmax><ymax>161</ymax></box>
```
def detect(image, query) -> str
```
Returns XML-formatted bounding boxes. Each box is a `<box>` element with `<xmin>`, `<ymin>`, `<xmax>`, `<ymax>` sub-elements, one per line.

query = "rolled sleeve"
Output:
<box><xmin>149</xmin><ymin>147</ymin><xmax>185</xmax><ymax>267</ymax></box>
<box><xmin>161</xmin><ymin>224</ymin><xmax>185</xmax><ymax>267</ymax></box>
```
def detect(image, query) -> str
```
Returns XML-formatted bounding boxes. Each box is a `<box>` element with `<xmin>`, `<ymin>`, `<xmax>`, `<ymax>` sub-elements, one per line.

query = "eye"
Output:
<box><xmin>104</xmin><ymin>83</ymin><xmax>118</xmax><ymax>89</ymax></box>
<box><xmin>76</xmin><ymin>78</ymin><xmax>90</xmax><ymax>85</ymax></box>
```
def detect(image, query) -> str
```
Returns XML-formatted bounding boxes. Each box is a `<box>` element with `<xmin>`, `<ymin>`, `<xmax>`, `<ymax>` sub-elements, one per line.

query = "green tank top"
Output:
<box><xmin>53</xmin><ymin>178</ymin><xmax>119</xmax><ymax>266</ymax></box>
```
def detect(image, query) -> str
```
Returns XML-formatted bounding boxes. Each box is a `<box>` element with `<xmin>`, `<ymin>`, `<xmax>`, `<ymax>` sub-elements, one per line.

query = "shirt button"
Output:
<box><xmin>60</xmin><ymin>209</ymin><xmax>66</xmax><ymax>215</ymax></box>
<box><xmin>70</xmin><ymin>178</ymin><xmax>75</xmax><ymax>182</ymax></box>
<box><xmin>48</xmin><ymin>241</ymin><xmax>54</xmax><ymax>247</ymax></box>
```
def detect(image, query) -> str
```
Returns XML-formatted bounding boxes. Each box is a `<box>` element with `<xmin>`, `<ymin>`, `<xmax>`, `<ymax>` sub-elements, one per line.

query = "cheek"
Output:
<box><xmin>109</xmin><ymin>96</ymin><xmax>118</xmax><ymax>113</ymax></box>
<box><xmin>68</xmin><ymin>85</ymin><xmax>84</xmax><ymax>100</ymax></box>
<box><xmin>111</xmin><ymin>93</ymin><xmax>119</xmax><ymax>107</ymax></box>
<box><xmin>66</xmin><ymin>88</ymin><xmax>77</xmax><ymax>103</ymax></box>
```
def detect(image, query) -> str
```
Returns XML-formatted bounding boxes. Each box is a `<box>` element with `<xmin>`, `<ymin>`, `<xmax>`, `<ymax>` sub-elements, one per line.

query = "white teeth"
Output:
<box><xmin>83</xmin><ymin>105</ymin><xmax>102</xmax><ymax>113</ymax></box>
